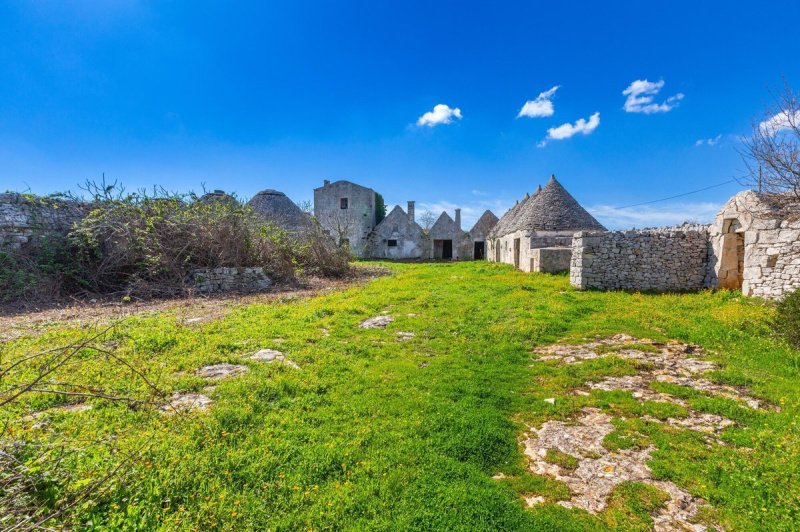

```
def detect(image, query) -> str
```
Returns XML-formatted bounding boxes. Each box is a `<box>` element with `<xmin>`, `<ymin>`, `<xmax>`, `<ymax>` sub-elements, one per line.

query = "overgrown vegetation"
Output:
<box><xmin>2</xmin><ymin>262</ymin><xmax>799</xmax><ymax>529</ymax></box>
<box><xmin>0</xmin><ymin>186</ymin><xmax>350</xmax><ymax>303</ymax></box>
<box><xmin>774</xmin><ymin>288</ymin><xmax>800</xmax><ymax>348</ymax></box>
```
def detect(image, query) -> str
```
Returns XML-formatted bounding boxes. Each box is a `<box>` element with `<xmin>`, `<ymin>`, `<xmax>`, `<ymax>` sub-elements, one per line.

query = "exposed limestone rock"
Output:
<box><xmin>535</xmin><ymin>334</ymin><xmax>767</xmax><ymax>411</ymax></box>
<box><xmin>195</xmin><ymin>363</ymin><xmax>248</xmax><ymax>380</ymax></box>
<box><xmin>359</xmin><ymin>315</ymin><xmax>394</xmax><ymax>329</ymax></box>
<box><xmin>524</xmin><ymin>408</ymin><xmax>711</xmax><ymax>528</ymax></box>
<box><xmin>522</xmin><ymin>335</ymin><xmax>769</xmax><ymax>528</ymax></box>
<box><xmin>250</xmin><ymin>349</ymin><xmax>300</xmax><ymax>369</ymax></box>
<box><xmin>160</xmin><ymin>393</ymin><xmax>212</xmax><ymax>414</ymax></box>
<box><xmin>396</xmin><ymin>331</ymin><xmax>415</xmax><ymax>342</ymax></box>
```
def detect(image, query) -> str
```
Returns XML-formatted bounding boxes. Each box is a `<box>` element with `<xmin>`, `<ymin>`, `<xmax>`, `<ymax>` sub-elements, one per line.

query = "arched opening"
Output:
<box><xmin>718</xmin><ymin>218</ymin><xmax>744</xmax><ymax>290</ymax></box>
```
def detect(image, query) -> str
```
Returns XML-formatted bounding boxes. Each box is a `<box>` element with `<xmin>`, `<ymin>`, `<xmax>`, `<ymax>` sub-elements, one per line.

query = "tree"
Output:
<box><xmin>743</xmin><ymin>81</ymin><xmax>800</xmax><ymax>210</ymax></box>
<box><xmin>419</xmin><ymin>210</ymin><xmax>436</xmax><ymax>233</ymax></box>
<box><xmin>374</xmin><ymin>193</ymin><xmax>387</xmax><ymax>225</ymax></box>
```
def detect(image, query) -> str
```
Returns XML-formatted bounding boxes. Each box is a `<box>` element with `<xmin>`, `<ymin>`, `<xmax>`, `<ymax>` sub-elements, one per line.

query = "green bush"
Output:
<box><xmin>774</xmin><ymin>288</ymin><xmax>800</xmax><ymax>348</ymax></box>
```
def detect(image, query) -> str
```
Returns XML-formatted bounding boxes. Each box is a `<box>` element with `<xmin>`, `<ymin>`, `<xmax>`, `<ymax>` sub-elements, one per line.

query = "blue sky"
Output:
<box><xmin>1</xmin><ymin>1</ymin><xmax>798</xmax><ymax>228</ymax></box>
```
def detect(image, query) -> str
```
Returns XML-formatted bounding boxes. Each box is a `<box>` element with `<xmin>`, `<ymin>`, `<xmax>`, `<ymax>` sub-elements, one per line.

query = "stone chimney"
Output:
<box><xmin>455</xmin><ymin>208</ymin><xmax>461</xmax><ymax>230</ymax></box>
<box><xmin>407</xmin><ymin>201</ymin><xmax>415</xmax><ymax>223</ymax></box>
<box><xmin>324</xmin><ymin>179</ymin><xmax>330</xmax><ymax>186</ymax></box>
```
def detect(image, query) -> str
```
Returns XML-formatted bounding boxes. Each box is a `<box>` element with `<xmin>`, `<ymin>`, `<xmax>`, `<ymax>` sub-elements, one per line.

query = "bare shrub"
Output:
<box><xmin>743</xmin><ymin>80</ymin><xmax>800</xmax><ymax>215</ymax></box>
<box><xmin>294</xmin><ymin>220</ymin><xmax>352</xmax><ymax>278</ymax></box>
<box><xmin>68</xmin><ymin>191</ymin><xmax>299</xmax><ymax>296</ymax></box>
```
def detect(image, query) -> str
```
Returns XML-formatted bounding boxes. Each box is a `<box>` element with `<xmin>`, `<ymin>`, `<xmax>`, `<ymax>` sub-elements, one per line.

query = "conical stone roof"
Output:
<box><xmin>247</xmin><ymin>189</ymin><xmax>312</xmax><ymax>233</ymax></box>
<box><xmin>489</xmin><ymin>186</ymin><xmax>540</xmax><ymax>238</ymax></box>
<box><xmin>512</xmin><ymin>176</ymin><xmax>605</xmax><ymax>232</ymax></box>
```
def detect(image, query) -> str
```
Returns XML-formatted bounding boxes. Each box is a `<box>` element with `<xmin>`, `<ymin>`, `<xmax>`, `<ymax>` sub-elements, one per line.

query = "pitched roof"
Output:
<box><xmin>247</xmin><ymin>189</ymin><xmax>311</xmax><ymax>232</ymax></box>
<box><xmin>469</xmin><ymin>210</ymin><xmax>499</xmax><ymax>238</ymax></box>
<box><xmin>373</xmin><ymin>205</ymin><xmax>425</xmax><ymax>234</ymax></box>
<box><xmin>429</xmin><ymin>211</ymin><xmax>455</xmax><ymax>238</ymax></box>
<box><xmin>513</xmin><ymin>176</ymin><xmax>605</xmax><ymax>232</ymax></box>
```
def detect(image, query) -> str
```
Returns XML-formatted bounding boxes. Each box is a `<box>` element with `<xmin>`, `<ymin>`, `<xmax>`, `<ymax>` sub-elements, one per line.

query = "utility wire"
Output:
<box><xmin>614</xmin><ymin>179</ymin><xmax>739</xmax><ymax>209</ymax></box>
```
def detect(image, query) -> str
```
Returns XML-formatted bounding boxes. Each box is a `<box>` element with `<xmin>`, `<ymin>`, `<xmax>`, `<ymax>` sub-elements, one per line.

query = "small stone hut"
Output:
<box><xmin>365</xmin><ymin>201</ymin><xmax>427</xmax><ymax>259</ymax></box>
<box><xmin>429</xmin><ymin>209</ymin><xmax>470</xmax><ymax>259</ymax></box>
<box><xmin>489</xmin><ymin>176</ymin><xmax>605</xmax><ymax>272</ymax></box>
<box><xmin>468</xmin><ymin>210</ymin><xmax>499</xmax><ymax>260</ymax></box>
<box><xmin>247</xmin><ymin>189</ymin><xmax>312</xmax><ymax>234</ymax></box>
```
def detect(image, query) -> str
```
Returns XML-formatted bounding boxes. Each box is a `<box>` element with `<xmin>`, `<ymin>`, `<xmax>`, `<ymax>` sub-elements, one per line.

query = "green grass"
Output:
<box><xmin>2</xmin><ymin>261</ymin><xmax>800</xmax><ymax>530</ymax></box>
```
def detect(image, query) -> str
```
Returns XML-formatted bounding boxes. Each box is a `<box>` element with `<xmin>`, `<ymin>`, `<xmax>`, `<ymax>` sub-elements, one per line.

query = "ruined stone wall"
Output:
<box><xmin>0</xmin><ymin>193</ymin><xmax>87</xmax><ymax>250</ymax></box>
<box><xmin>570</xmin><ymin>227</ymin><xmax>710</xmax><ymax>291</ymax></box>
<box><xmin>190</xmin><ymin>267</ymin><xmax>272</xmax><ymax>293</ymax></box>
<box><xmin>708</xmin><ymin>191</ymin><xmax>800</xmax><ymax>300</ymax></box>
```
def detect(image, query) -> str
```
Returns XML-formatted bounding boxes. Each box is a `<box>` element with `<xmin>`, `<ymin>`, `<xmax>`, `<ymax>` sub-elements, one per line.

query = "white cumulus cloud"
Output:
<box><xmin>622</xmin><ymin>79</ymin><xmax>684</xmax><ymax>114</ymax></box>
<box><xmin>695</xmin><ymin>134</ymin><xmax>722</xmax><ymax>146</ymax></box>
<box><xmin>416</xmin><ymin>104</ymin><xmax>463</xmax><ymax>127</ymax></box>
<box><xmin>517</xmin><ymin>85</ymin><xmax>560</xmax><ymax>118</ymax></box>
<box><xmin>538</xmin><ymin>112</ymin><xmax>600</xmax><ymax>146</ymax></box>
<box><xmin>758</xmin><ymin>110</ymin><xmax>800</xmax><ymax>135</ymax></box>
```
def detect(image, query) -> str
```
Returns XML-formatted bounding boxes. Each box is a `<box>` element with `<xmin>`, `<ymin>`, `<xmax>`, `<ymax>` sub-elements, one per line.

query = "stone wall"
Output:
<box><xmin>570</xmin><ymin>227</ymin><xmax>710</xmax><ymax>291</ymax></box>
<box><xmin>531</xmin><ymin>247</ymin><xmax>572</xmax><ymax>273</ymax></box>
<box><xmin>0</xmin><ymin>193</ymin><xmax>87</xmax><ymax>250</ymax></box>
<box><xmin>708</xmin><ymin>191</ymin><xmax>800</xmax><ymax>300</ymax></box>
<box><xmin>190</xmin><ymin>267</ymin><xmax>273</xmax><ymax>293</ymax></box>
<box><xmin>489</xmin><ymin>229</ymin><xmax>577</xmax><ymax>272</ymax></box>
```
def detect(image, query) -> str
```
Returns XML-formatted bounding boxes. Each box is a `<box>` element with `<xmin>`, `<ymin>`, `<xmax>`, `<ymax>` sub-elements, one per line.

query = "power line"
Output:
<box><xmin>614</xmin><ymin>179</ymin><xmax>739</xmax><ymax>209</ymax></box>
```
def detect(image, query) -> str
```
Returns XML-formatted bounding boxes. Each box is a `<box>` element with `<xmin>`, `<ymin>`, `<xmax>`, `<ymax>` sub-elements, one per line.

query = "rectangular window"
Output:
<box><xmin>387</xmin><ymin>239</ymin><xmax>398</xmax><ymax>247</ymax></box>
<box><xmin>340</xmin><ymin>198</ymin><xmax>349</xmax><ymax>209</ymax></box>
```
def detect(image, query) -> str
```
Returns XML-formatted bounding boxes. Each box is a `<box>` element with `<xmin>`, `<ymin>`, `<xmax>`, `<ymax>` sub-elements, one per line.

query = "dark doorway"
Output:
<box><xmin>433</xmin><ymin>239</ymin><xmax>453</xmax><ymax>259</ymax></box>
<box><xmin>474</xmin><ymin>241</ymin><xmax>485</xmax><ymax>260</ymax></box>
<box><xmin>513</xmin><ymin>238</ymin><xmax>521</xmax><ymax>268</ymax></box>
<box><xmin>442</xmin><ymin>239</ymin><xmax>453</xmax><ymax>259</ymax></box>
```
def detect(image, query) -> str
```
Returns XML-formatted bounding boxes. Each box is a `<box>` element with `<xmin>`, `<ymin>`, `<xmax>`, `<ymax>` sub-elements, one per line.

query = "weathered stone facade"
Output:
<box><xmin>365</xmin><ymin>203</ymin><xmax>428</xmax><ymax>259</ymax></box>
<box><xmin>0</xmin><ymin>193</ymin><xmax>87</xmax><ymax>250</ymax></box>
<box><xmin>570</xmin><ymin>227</ymin><xmax>710</xmax><ymax>291</ymax></box>
<box><xmin>706</xmin><ymin>191</ymin><xmax>800</xmax><ymax>299</ymax></box>
<box><xmin>314</xmin><ymin>180</ymin><xmax>377</xmax><ymax>258</ymax></box>
<box><xmin>531</xmin><ymin>247</ymin><xmax>572</xmax><ymax>273</ymax></box>
<box><xmin>190</xmin><ymin>267</ymin><xmax>273</xmax><ymax>293</ymax></box>
<box><xmin>468</xmin><ymin>210</ymin><xmax>499</xmax><ymax>260</ymax></box>
<box><xmin>429</xmin><ymin>210</ymin><xmax>470</xmax><ymax>259</ymax></box>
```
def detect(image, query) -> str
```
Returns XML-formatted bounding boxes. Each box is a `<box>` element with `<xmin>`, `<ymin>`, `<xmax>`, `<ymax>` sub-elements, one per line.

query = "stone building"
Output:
<box><xmin>429</xmin><ymin>209</ymin><xmax>470</xmax><ymax>259</ymax></box>
<box><xmin>488</xmin><ymin>176</ymin><xmax>605</xmax><ymax>272</ymax></box>
<box><xmin>706</xmin><ymin>191</ymin><xmax>800</xmax><ymax>299</ymax></box>
<box><xmin>365</xmin><ymin>201</ymin><xmax>427</xmax><ymax>259</ymax></box>
<box><xmin>314</xmin><ymin>180</ymin><xmax>378</xmax><ymax>258</ymax></box>
<box><xmin>468</xmin><ymin>210</ymin><xmax>499</xmax><ymax>260</ymax></box>
<box><xmin>248</xmin><ymin>189</ymin><xmax>312</xmax><ymax>234</ymax></box>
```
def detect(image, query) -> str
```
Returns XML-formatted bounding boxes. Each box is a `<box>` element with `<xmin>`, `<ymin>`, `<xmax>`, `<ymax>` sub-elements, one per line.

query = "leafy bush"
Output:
<box><xmin>773</xmin><ymin>288</ymin><xmax>800</xmax><ymax>348</ymax></box>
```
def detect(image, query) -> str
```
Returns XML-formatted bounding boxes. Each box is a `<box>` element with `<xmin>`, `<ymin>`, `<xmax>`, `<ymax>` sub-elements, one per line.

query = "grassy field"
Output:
<box><xmin>2</xmin><ymin>261</ymin><xmax>800</xmax><ymax>530</ymax></box>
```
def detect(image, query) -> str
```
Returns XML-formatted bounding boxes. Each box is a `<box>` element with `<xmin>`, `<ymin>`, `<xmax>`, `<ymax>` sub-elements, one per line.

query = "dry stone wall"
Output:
<box><xmin>0</xmin><ymin>193</ymin><xmax>87</xmax><ymax>250</ymax></box>
<box><xmin>190</xmin><ymin>267</ymin><xmax>272</xmax><ymax>293</ymax></box>
<box><xmin>570</xmin><ymin>227</ymin><xmax>710</xmax><ymax>291</ymax></box>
